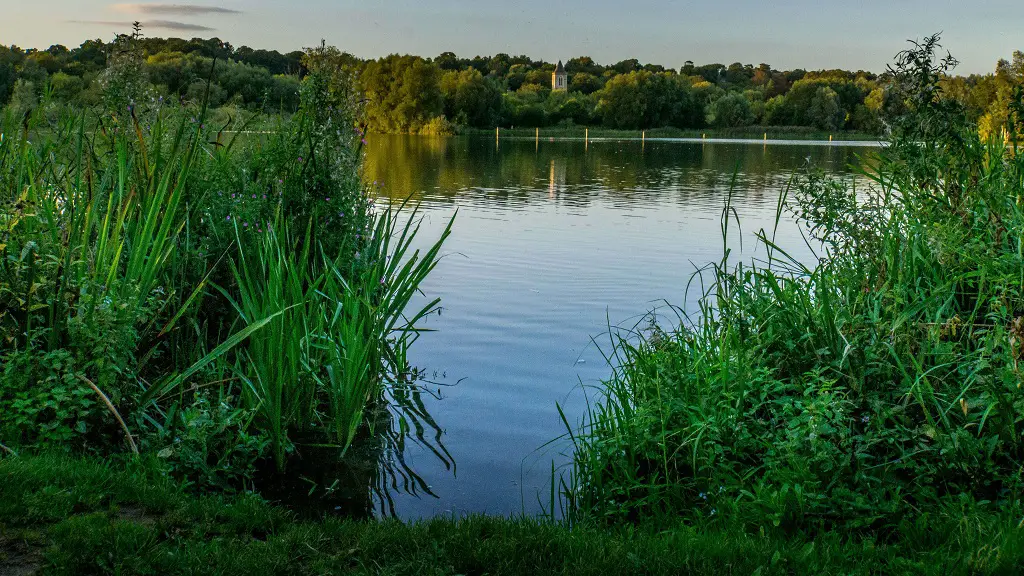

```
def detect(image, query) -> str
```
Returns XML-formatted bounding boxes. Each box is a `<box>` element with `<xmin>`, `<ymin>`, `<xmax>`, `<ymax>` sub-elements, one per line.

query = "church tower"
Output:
<box><xmin>552</xmin><ymin>61</ymin><xmax>567</xmax><ymax>92</ymax></box>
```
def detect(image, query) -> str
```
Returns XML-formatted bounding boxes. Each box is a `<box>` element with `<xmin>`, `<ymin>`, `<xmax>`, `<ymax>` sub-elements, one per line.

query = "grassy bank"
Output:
<box><xmin>2</xmin><ymin>452</ymin><xmax>1023</xmax><ymax>575</ymax></box>
<box><xmin>464</xmin><ymin>125</ymin><xmax>879</xmax><ymax>141</ymax></box>
<box><xmin>562</xmin><ymin>31</ymin><xmax>1024</xmax><ymax>542</ymax></box>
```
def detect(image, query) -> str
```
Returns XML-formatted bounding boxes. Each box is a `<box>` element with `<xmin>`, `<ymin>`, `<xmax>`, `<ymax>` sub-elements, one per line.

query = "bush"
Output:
<box><xmin>150</xmin><ymin>394</ymin><xmax>269</xmax><ymax>492</ymax></box>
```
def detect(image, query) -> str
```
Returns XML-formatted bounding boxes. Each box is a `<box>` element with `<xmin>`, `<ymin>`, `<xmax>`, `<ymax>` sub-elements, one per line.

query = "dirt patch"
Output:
<box><xmin>115</xmin><ymin>505</ymin><xmax>157</xmax><ymax>527</ymax></box>
<box><xmin>0</xmin><ymin>534</ymin><xmax>42</xmax><ymax>576</ymax></box>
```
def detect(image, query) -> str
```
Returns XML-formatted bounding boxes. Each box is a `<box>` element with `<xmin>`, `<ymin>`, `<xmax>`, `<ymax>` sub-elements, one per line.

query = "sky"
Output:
<box><xmin>3</xmin><ymin>1</ymin><xmax>1020</xmax><ymax>74</ymax></box>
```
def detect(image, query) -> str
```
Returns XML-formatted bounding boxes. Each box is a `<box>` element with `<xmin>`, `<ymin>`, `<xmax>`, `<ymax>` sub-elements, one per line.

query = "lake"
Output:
<box><xmin>361</xmin><ymin>134</ymin><xmax>879</xmax><ymax>519</ymax></box>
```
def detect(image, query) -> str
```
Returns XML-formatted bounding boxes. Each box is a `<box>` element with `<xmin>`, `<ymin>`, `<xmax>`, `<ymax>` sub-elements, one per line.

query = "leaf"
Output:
<box><xmin>137</xmin><ymin>306</ymin><xmax>293</xmax><ymax>407</ymax></box>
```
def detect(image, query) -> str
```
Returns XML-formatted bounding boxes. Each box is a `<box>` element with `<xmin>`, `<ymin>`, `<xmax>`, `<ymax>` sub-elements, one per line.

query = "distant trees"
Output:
<box><xmin>440</xmin><ymin>69</ymin><xmax>502</xmax><ymax>127</ymax></box>
<box><xmin>975</xmin><ymin>51</ymin><xmax>1024</xmax><ymax>139</ymax></box>
<box><xmin>707</xmin><ymin>92</ymin><xmax>755</xmax><ymax>127</ymax></box>
<box><xmin>807</xmin><ymin>86</ymin><xmax>844</xmax><ymax>130</ymax></box>
<box><xmin>597</xmin><ymin>71</ymin><xmax>694</xmax><ymax>129</ymax></box>
<box><xmin>360</xmin><ymin>55</ymin><xmax>443</xmax><ymax>133</ymax></box>
<box><xmin>1</xmin><ymin>32</ymin><xmax>1021</xmax><ymax>139</ymax></box>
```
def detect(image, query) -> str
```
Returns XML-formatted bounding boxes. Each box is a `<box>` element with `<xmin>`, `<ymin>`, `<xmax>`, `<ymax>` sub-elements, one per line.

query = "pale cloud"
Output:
<box><xmin>110</xmin><ymin>3</ymin><xmax>242</xmax><ymax>15</ymax></box>
<box><xmin>71</xmin><ymin>19</ymin><xmax>216</xmax><ymax>31</ymax></box>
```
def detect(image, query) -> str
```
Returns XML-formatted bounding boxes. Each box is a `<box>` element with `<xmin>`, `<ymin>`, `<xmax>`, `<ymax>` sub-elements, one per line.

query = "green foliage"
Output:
<box><xmin>151</xmin><ymin>394</ymin><xmax>268</xmax><ymax>493</ymax></box>
<box><xmin>807</xmin><ymin>86</ymin><xmax>844</xmax><ymax>130</ymax></box>
<box><xmin>100</xmin><ymin>26</ymin><xmax>149</xmax><ymax>113</ymax></box>
<box><xmin>597</xmin><ymin>71</ymin><xmax>694</xmax><ymax>129</ymax></box>
<box><xmin>0</xmin><ymin>349</ymin><xmax>104</xmax><ymax>449</ymax></box>
<box><xmin>0</xmin><ymin>36</ymin><xmax>451</xmax><ymax>499</ymax></box>
<box><xmin>361</xmin><ymin>55</ymin><xmax>444</xmax><ymax>133</ymax></box>
<box><xmin>440</xmin><ymin>68</ymin><xmax>503</xmax><ymax>128</ymax></box>
<box><xmin>564</xmin><ymin>35</ymin><xmax>1024</xmax><ymax>535</ymax></box>
<box><xmin>707</xmin><ymin>91</ymin><xmax>755</xmax><ymax>127</ymax></box>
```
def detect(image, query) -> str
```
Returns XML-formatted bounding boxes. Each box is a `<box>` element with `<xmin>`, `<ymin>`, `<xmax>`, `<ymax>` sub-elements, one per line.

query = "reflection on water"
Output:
<box><xmin>256</xmin><ymin>379</ymin><xmax>453</xmax><ymax>519</ymax></box>
<box><xmin>360</xmin><ymin>135</ymin><xmax>877</xmax><ymax>519</ymax></box>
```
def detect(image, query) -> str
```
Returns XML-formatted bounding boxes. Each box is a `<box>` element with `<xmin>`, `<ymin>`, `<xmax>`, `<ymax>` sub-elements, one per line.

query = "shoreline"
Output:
<box><xmin>459</xmin><ymin>126</ymin><xmax>880</xmax><ymax>143</ymax></box>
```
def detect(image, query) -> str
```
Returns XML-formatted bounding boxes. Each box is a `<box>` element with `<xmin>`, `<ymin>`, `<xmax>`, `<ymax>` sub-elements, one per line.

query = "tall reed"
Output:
<box><xmin>561</xmin><ymin>39</ymin><xmax>1024</xmax><ymax>533</ymax></box>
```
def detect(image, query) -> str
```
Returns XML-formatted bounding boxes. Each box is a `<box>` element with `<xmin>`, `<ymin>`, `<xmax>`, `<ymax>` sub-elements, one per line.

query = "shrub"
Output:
<box><xmin>564</xmin><ymin>35</ymin><xmax>1024</xmax><ymax>534</ymax></box>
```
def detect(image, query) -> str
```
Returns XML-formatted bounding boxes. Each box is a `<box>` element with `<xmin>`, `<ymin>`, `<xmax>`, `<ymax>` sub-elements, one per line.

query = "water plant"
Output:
<box><xmin>0</xmin><ymin>36</ymin><xmax>454</xmax><ymax>499</ymax></box>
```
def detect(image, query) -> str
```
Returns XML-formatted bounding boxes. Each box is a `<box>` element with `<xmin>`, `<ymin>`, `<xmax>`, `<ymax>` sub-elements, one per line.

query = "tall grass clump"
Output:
<box><xmin>563</xmin><ymin>34</ymin><xmax>1024</xmax><ymax>534</ymax></box>
<box><xmin>0</xmin><ymin>33</ymin><xmax>453</xmax><ymax>499</ymax></box>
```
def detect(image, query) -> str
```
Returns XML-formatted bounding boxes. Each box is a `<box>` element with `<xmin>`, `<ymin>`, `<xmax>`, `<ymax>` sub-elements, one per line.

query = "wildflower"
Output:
<box><xmin>861</xmin><ymin>415</ymin><xmax>870</xmax><ymax>423</ymax></box>
<box><xmin>226</xmin><ymin>215</ymin><xmax>231</xmax><ymax>221</ymax></box>
<box><xmin>379</xmin><ymin>277</ymin><xmax>386</xmax><ymax>285</ymax></box>
<box><xmin>278</xmin><ymin>179</ymin><xmax>283</xmax><ymax>184</ymax></box>
<box><xmin>231</xmin><ymin>193</ymin><xmax>236</xmax><ymax>198</ymax></box>
<box><xmin>325</xmin><ymin>197</ymin><xmax>331</xmax><ymax>202</ymax></box>
<box><xmin>361</xmin><ymin>138</ymin><xmax>368</xmax><ymax>145</ymax></box>
<box><xmin>252</xmin><ymin>194</ymin><xmax>257</xmax><ymax>198</ymax></box>
<box><xmin>298</xmin><ymin>156</ymin><xmax>303</xmax><ymax>163</ymax></box>
<box><xmin>262</xmin><ymin>194</ymin><xmax>267</xmax><ymax>199</ymax></box>
<box><xmin>699</xmin><ymin>492</ymin><xmax>706</xmax><ymax>500</ymax></box>
<box><xmin>243</xmin><ymin>222</ymin><xmax>249</xmax><ymax>228</ymax></box>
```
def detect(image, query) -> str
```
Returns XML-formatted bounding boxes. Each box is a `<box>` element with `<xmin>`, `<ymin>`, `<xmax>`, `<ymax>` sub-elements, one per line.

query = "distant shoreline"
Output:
<box><xmin>461</xmin><ymin>126</ymin><xmax>881</xmax><ymax>143</ymax></box>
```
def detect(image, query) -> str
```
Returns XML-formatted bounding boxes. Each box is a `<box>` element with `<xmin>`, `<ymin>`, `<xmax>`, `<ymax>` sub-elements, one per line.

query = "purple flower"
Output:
<box><xmin>226</xmin><ymin>215</ymin><xmax>231</xmax><ymax>221</ymax></box>
<box><xmin>298</xmin><ymin>156</ymin><xmax>303</xmax><ymax>163</ymax></box>
<box><xmin>278</xmin><ymin>179</ymin><xmax>283</xmax><ymax>184</ymax></box>
<box><xmin>361</xmin><ymin>138</ymin><xmax>368</xmax><ymax>145</ymax></box>
<box><xmin>231</xmin><ymin>193</ymin><xmax>236</xmax><ymax>198</ymax></box>
<box><xmin>325</xmin><ymin>197</ymin><xmax>331</xmax><ymax>202</ymax></box>
<box><xmin>252</xmin><ymin>194</ymin><xmax>257</xmax><ymax>198</ymax></box>
<box><xmin>243</xmin><ymin>222</ymin><xmax>249</xmax><ymax>228</ymax></box>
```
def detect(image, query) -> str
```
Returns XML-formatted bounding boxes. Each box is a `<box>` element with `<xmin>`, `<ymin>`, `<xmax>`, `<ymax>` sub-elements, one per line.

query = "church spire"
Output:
<box><xmin>552</xmin><ymin>60</ymin><xmax>567</xmax><ymax>91</ymax></box>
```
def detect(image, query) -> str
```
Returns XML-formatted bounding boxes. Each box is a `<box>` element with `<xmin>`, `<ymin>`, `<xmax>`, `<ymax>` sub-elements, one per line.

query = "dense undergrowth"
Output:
<box><xmin>563</xmin><ymin>36</ymin><xmax>1024</xmax><ymax>537</ymax></box>
<box><xmin>0</xmin><ymin>38</ymin><xmax>452</xmax><ymax>503</ymax></box>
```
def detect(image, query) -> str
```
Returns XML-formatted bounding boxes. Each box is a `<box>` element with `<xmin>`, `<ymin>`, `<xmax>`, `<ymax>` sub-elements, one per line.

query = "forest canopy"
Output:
<box><xmin>2</xmin><ymin>32</ymin><xmax>1021</xmax><ymax>137</ymax></box>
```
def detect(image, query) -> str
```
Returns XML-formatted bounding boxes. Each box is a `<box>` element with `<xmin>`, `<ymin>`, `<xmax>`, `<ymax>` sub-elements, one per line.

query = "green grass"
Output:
<box><xmin>2</xmin><ymin>452</ymin><xmax>1024</xmax><ymax>575</ymax></box>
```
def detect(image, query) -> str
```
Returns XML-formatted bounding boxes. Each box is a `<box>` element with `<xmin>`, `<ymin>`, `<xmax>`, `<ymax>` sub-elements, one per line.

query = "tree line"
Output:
<box><xmin>1</xmin><ymin>33</ymin><xmax>1021</xmax><ymax>138</ymax></box>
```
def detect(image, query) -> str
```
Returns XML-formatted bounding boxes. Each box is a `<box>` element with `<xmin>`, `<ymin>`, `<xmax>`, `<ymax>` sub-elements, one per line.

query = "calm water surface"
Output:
<box><xmin>361</xmin><ymin>135</ymin><xmax>878</xmax><ymax>519</ymax></box>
